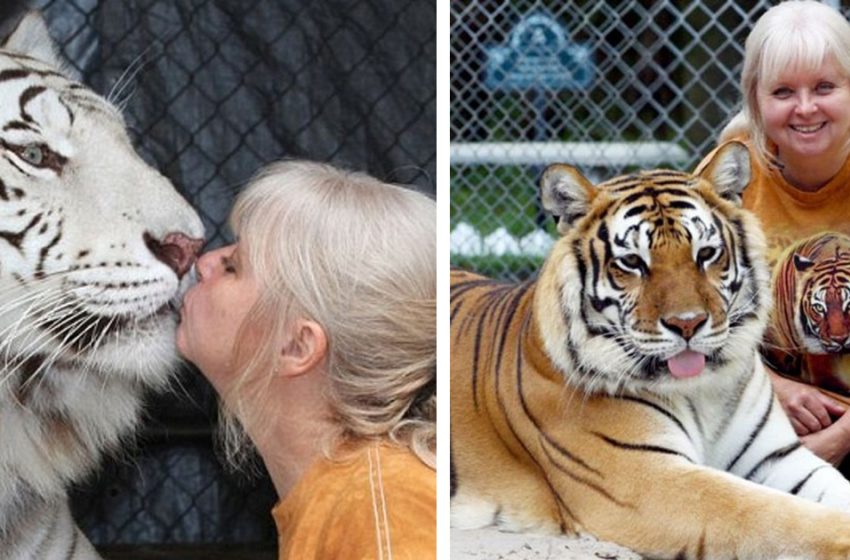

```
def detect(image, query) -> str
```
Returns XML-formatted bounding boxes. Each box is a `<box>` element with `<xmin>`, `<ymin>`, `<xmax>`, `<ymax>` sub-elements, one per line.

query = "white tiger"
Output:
<box><xmin>0</xmin><ymin>13</ymin><xmax>204</xmax><ymax>559</ymax></box>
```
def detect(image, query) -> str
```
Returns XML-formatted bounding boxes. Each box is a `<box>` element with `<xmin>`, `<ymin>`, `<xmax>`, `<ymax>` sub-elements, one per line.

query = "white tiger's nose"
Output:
<box><xmin>143</xmin><ymin>231</ymin><xmax>203</xmax><ymax>279</ymax></box>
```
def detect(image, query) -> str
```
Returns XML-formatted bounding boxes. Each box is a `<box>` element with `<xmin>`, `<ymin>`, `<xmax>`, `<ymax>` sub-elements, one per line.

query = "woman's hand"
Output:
<box><xmin>769</xmin><ymin>369</ymin><xmax>846</xmax><ymax>435</ymax></box>
<box><xmin>801</xmin><ymin>411</ymin><xmax>850</xmax><ymax>466</ymax></box>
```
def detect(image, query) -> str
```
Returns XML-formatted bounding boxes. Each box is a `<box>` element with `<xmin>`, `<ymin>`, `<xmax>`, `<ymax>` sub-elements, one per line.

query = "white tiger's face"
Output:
<box><xmin>0</xmin><ymin>18</ymin><xmax>204</xmax><ymax>388</ymax></box>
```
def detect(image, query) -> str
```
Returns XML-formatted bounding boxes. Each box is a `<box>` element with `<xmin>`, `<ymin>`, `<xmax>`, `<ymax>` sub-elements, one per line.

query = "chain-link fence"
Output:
<box><xmin>1</xmin><ymin>0</ymin><xmax>434</xmax><ymax>556</ymax></box>
<box><xmin>450</xmin><ymin>0</ymin><xmax>811</xmax><ymax>280</ymax></box>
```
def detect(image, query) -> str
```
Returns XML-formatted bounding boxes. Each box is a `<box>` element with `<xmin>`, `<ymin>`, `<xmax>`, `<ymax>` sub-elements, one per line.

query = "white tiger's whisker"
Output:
<box><xmin>0</xmin><ymin>290</ymin><xmax>72</xmax><ymax>366</ymax></box>
<box><xmin>0</xmin><ymin>304</ymin><xmax>86</xmax><ymax>381</ymax></box>
<box><xmin>88</xmin><ymin>316</ymin><xmax>118</xmax><ymax>355</ymax></box>
<box><xmin>15</xmin><ymin>317</ymin><xmax>96</xmax><ymax>387</ymax></box>
<box><xmin>25</xmin><ymin>313</ymin><xmax>120</xmax><ymax>393</ymax></box>
<box><xmin>0</xmin><ymin>286</ymin><xmax>66</xmax><ymax>320</ymax></box>
<box><xmin>0</xmin><ymin>289</ymin><xmax>82</xmax><ymax>346</ymax></box>
<box><xmin>0</xmin><ymin>289</ymin><xmax>98</xmax><ymax>365</ymax></box>
<box><xmin>106</xmin><ymin>46</ymin><xmax>151</xmax><ymax>106</ymax></box>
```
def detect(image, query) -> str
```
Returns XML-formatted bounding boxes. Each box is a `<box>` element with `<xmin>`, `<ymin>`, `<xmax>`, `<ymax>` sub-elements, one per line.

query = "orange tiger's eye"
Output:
<box><xmin>621</xmin><ymin>254</ymin><xmax>642</xmax><ymax>268</ymax></box>
<box><xmin>697</xmin><ymin>247</ymin><xmax>716</xmax><ymax>262</ymax></box>
<box><xmin>614</xmin><ymin>253</ymin><xmax>646</xmax><ymax>275</ymax></box>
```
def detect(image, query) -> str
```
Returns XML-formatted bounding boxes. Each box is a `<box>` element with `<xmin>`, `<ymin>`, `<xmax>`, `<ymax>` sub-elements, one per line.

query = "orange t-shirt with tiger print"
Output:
<box><xmin>733</xmin><ymin>139</ymin><xmax>850</xmax><ymax>266</ymax></box>
<box><xmin>271</xmin><ymin>442</ymin><xmax>436</xmax><ymax>560</ymax></box>
<box><xmin>701</xmin><ymin>135</ymin><xmax>850</xmax><ymax>394</ymax></box>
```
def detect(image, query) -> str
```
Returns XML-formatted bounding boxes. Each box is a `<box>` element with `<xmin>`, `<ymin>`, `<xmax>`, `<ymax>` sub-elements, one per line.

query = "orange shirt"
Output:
<box><xmin>718</xmin><ymin>135</ymin><xmax>850</xmax><ymax>265</ymax></box>
<box><xmin>701</xmin><ymin>136</ymin><xmax>850</xmax><ymax>391</ymax></box>
<box><xmin>271</xmin><ymin>443</ymin><xmax>436</xmax><ymax>560</ymax></box>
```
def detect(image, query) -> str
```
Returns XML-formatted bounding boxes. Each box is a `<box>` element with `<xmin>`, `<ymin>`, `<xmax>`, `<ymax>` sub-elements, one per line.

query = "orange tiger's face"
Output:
<box><xmin>535</xmin><ymin>143</ymin><xmax>770</xmax><ymax>394</ymax></box>
<box><xmin>594</xmin><ymin>187</ymin><xmax>738</xmax><ymax>375</ymax></box>
<box><xmin>794</xmin><ymin>245</ymin><xmax>850</xmax><ymax>353</ymax></box>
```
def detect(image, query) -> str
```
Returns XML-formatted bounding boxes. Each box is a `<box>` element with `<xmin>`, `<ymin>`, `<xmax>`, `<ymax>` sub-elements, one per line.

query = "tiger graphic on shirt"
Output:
<box><xmin>766</xmin><ymin>231</ymin><xmax>850</xmax><ymax>399</ymax></box>
<box><xmin>451</xmin><ymin>142</ymin><xmax>850</xmax><ymax>559</ymax></box>
<box><xmin>0</xmin><ymin>13</ymin><xmax>203</xmax><ymax>559</ymax></box>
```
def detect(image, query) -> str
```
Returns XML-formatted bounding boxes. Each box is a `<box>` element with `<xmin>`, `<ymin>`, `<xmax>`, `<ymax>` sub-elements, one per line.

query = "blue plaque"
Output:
<box><xmin>484</xmin><ymin>11</ymin><xmax>593</xmax><ymax>92</ymax></box>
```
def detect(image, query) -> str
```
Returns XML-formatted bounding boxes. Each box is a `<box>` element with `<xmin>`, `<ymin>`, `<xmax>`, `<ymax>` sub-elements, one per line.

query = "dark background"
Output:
<box><xmin>0</xmin><ymin>1</ymin><xmax>435</xmax><ymax>557</ymax></box>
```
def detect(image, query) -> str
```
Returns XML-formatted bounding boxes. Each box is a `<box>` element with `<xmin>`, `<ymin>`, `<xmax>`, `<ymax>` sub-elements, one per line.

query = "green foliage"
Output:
<box><xmin>451</xmin><ymin>254</ymin><xmax>545</xmax><ymax>282</ymax></box>
<box><xmin>451</xmin><ymin>163</ymin><xmax>559</xmax><ymax>280</ymax></box>
<box><xmin>450</xmin><ymin>164</ymin><xmax>546</xmax><ymax>238</ymax></box>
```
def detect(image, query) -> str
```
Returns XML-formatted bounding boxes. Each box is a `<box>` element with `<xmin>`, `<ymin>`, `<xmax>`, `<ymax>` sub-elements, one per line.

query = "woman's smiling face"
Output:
<box><xmin>758</xmin><ymin>56</ymin><xmax>850</xmax><ymax>166</ymax></box>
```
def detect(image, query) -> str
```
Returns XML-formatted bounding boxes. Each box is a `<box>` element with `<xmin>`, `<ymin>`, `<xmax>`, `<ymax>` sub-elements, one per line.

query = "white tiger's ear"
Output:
<box><xmin>539</xmin><ymin>164</ymin><xmax>598</xmax><ymax>234</ymax></box>
<box><xmin>697</xmin><ymin>141</ymin><xmax>751</xmax><ymax>204</ymax></box>
<box><xmin>2</xmin><ymin>12</ymin><xmax>66</xmax><ymax>72</ymax></box>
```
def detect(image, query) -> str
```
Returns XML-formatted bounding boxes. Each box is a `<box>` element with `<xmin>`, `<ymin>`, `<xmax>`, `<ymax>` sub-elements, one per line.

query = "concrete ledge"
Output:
<box><xmin>452</xmin><ymin>527</ymin><xmax>640</xmax><ymax>559</ymax></box>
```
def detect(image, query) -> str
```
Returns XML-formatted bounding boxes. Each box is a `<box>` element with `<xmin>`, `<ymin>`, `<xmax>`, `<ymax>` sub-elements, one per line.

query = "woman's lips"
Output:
<box><xmin>789</xmin><ymin>122</ymin><xmax>827</xmax><ymax>133</ymax></box>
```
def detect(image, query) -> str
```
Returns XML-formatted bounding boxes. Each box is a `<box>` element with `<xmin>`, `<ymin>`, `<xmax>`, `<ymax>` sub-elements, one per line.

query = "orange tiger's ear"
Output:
<box><xmin>539</xmin><ymin>164</ymin><xmax>599</xmax><ymax>234</ymax></box>
<box><xmin>793</xmin><ymin>253</ymin><xmax>816</xmax><ymax>272</ymax></box>
<box><xmin>697</xmin><ymin>141</ymin><xmax>751</xmax><ymax>204</ymax></box>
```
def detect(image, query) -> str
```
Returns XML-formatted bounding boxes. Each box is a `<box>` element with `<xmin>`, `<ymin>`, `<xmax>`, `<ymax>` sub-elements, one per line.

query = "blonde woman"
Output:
<box><xmin>709</xmin><ymin>0</ymin><xmax>850</xmax><ymax>465</ymax></box>
<box><xmin>176</xmin><ymin>160</ymin><xmax>436</xmax><ymax>559</ymax></box>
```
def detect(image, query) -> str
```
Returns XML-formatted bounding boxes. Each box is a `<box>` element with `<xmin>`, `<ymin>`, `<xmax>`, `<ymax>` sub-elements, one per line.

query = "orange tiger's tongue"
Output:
<box><xmin>667</xmin><ymin>350</ymin><xmax>706</xmax><ymax>379</ymax></box>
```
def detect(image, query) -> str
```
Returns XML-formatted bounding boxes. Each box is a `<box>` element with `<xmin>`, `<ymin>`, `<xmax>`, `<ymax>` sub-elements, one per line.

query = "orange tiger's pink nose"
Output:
<box><xmin>661</xmin><ymin>313</ymin><xmax>708</xmax><ymax>341</ymax></box>
<box><xmin>144</xmin><ymin>231</ymin><xmax>204</xmax><ymax>279</ymax></box>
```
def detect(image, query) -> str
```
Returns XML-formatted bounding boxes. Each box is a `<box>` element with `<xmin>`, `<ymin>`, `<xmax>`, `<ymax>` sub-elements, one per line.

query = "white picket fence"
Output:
<box><xmin>450</xmin><ymin>223</ymin><xmax>554</xmax><ymax>257</ymax></box>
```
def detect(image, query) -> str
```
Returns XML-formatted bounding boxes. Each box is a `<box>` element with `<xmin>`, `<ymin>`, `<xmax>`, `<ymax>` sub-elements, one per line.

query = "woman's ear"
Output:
<box><xmin>277</xmin><ymin>319</ymin><xmax>327</xmax><ymax>378</ymax></box>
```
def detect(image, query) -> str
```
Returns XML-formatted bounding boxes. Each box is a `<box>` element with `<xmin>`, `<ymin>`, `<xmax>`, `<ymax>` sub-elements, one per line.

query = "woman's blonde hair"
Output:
<box><xmin>220</xmin><ymin>160</ymin><xmax>436</xmax><ymax>469</ymax></box>
<box><xmin>722</xmin><ymin>0</ymin><xmax>850</xmax><ymax>162</ymax></box>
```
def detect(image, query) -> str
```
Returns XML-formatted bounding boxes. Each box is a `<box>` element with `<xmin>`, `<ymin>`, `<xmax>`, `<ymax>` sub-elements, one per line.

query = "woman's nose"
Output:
<box><xmin>796</xmin><ymin>91</ymin><xmax>818</xmax><ymax>115</ymax></box>
<box><xmin>195</xmin><ymin>246</ymin><xmax>229</xmax><ymax>280</ymax></box>
<box><xmin>194</xmin><ymin>251</ymin><xmax>213</xmax><ymax>281</ymax></box>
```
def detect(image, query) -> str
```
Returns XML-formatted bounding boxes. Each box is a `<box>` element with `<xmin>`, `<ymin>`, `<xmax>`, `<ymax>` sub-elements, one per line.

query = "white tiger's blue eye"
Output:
<box><xmin>20</xmin><ymin>143</ymin><xmax>44</xmax><ymax>166</ymax></box>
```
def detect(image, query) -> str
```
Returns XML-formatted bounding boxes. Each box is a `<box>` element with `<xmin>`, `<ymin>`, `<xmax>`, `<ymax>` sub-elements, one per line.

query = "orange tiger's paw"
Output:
<box><xmin>451</xmin><ymin>491</ymin><xmax>562</xmax><ymax>535</ymax></box>
<box><xmin>451</xmin><ymin>492</ymin><xmax>498</xmax><ymax>530</ymax></box>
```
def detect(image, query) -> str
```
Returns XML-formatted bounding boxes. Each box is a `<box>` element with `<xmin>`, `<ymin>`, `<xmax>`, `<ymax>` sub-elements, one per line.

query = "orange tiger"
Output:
<box><xmin>451</xmin><ymin>142</ymin><xmax>850</xmax><ymax>559</ymax></box>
